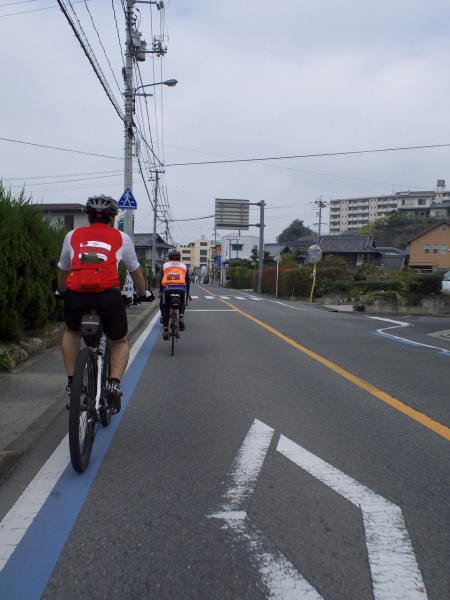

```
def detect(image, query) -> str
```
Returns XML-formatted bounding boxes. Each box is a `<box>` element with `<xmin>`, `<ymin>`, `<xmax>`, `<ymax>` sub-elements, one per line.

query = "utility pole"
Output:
<box><xmin>151</xmin><ymin>170</ymin><xmax>163</xmax><ymax>280</ymax></box>
<box><xmin>257</xmin><ymin>200</ymin><xmax>265</xmax><ymax>294</ymax></box>
<box><xmin>123</xmin><ymin>0</ymin><xmax>167</xmax><ymax>240</ymax></box>
<box><xmin>314</xmin><ymin>196</ymin><xmax>328</xmax><ymax>240</ymax></box>
<box><xmin>123</xmin><ymin>1</ymin><xmax>135</xmax><ymax>239</ymax></box>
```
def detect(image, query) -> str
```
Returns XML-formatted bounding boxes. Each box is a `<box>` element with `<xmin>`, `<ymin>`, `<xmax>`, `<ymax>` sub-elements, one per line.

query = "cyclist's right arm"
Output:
<box><xmin>56</xmin><ymin>231</ymin><xmax>74</xmax><ymax>293</ymax></box>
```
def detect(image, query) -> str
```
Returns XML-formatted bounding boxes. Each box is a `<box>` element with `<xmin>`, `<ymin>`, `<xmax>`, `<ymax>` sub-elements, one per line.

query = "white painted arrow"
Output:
<box><xmin>210</xmin><ymin>419</ymin><xmax>428</xmax><ymax>600</ymax></box>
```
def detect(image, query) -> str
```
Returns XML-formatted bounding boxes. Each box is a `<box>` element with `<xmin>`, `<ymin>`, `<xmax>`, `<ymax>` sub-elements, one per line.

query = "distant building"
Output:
<box><xmin>133</xmin><ymin>233</ymin><xmax>172</xmax><ymax>273</ymax></box>
<box><xmin>33</xmin><ymin>203</ymin><xmax>87</xmax><ymax>230</ymax></box>
<box><xmin>220</xmin><ymin>234</ymin><xmax>259</xmax><ymax>264</ymax></box>
<box><xmin>329</xmin><ymin>180</ymin><xmax>450</xmax><ymax>234</ymax></box>
<box><xmin>408</xmin><ymin>220</ymin><xmax>450</xmax><ymax>271</ymax></box>
<box><xmin>177</xmin><ymin>236</ymin><xmax>214</xmax><ymax>272</ymax></box>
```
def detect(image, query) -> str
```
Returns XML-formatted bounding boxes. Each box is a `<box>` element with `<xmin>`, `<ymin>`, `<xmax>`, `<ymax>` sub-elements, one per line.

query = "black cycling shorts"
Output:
<box><xmin>63</xmin><ymin>288</ymin><xmax>128</xmax><ymax>341</ymax></box>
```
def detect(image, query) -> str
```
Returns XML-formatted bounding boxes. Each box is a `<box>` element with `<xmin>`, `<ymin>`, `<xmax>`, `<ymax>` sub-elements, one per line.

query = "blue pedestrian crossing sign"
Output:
<box><xmin>118</xmin><ymin>188</ymin><xmax>137</xmax><ymax>210</ymax></box>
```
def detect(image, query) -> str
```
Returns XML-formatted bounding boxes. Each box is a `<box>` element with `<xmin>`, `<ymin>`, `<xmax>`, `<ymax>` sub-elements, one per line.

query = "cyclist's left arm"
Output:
<box><xmin>57</xmin><ymin>269</ymin><xmax>70</xmax><ymax>292</ymax></box>
<box><xmin>185</xmin><ymin>266</ymin><xmax>191</xmax><ymax>295</ymax></box>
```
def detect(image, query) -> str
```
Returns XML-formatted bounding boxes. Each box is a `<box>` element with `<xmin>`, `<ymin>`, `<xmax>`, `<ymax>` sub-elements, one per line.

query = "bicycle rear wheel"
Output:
<box><xmin>170</xmin><ymin>309</ymin><xmax>178</xmax><ymax>355</ymax></box>
<box><xmin>69</xmin><ymin>347</ymin><xmax>96</xmax><ymax>473</ymax></box>
<box><xmin>100</xmin><ymin>339</ymin><xmax>111</xmax><ymax>427</ymax></box>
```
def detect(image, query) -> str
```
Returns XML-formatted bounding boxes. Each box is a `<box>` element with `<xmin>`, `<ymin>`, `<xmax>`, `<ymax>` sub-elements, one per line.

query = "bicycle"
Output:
<box><xmin>168</xmin><ymin>292</ymin><xmax>182</xmax><ymax>356</ymax></box>
<box><xmin>68</xmin><ymin>310</ymin><xmax>112</xmax><ymax>473</ymax></box>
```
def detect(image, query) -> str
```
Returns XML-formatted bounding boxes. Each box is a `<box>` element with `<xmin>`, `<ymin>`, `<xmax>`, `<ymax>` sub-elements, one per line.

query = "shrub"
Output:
<box><xmin>0</xmin><ymin>185</ymin><xmax>66</xmax><ymax>340</ymax></box>
<box><xmin>228</xmin><ymin>266</ymin><xmax>255</xmax><ymax>289</ymax></box>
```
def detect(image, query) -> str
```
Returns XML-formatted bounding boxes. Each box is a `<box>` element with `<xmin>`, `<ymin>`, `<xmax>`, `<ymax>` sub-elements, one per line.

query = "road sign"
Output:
<box><xmin>118</xmin><ymin>188</ymin><xmax>137</xmax><ymax>210</ymax></box>
<box><xmin>217</xmin><ymin>254</ymin><xmax>222</xmax><ymax>267</ymax></box>
<box><xmin>215</xmin><ymin>198</ymin><xmax>249</xmax><ymax>230</ymax></box>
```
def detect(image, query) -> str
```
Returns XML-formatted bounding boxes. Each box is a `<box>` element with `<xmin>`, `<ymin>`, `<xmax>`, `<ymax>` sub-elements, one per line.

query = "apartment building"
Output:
<box><xmin>177</xmin><ymin>236</ymin><xmax>213</xmax><ymax>271</ymax></box>
<box><xmin>329</xmin><ymin>180</ymin><xmax>450</xmax><ymax>234</ymax></box>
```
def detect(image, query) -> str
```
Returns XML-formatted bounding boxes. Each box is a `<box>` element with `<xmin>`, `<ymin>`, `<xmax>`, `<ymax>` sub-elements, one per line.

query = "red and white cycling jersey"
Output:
<box><xmin>58</xmin><ymin>223</ymin><xmax>139</xmax><ymax>293</ymax></box>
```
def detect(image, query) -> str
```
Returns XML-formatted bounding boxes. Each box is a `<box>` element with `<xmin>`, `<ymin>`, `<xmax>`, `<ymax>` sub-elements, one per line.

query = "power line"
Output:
<box><xmin>165</xmin><ymin>142</ymin><xmax>450</xmax><ymax>167</ymax></box>
<box><xmin>56</xmin><ymin>0</ymin><xmax>124</xmax><ymax>122</ymax></box>
<box><xmin>0</xmin><ymin>136</ymin><xmax>122</xmax><ymax>159</ymax></box>
<box><xmin>82</xmin><ymin>0</ymin><xmax>123</xmax><ymax>97</ymax></box>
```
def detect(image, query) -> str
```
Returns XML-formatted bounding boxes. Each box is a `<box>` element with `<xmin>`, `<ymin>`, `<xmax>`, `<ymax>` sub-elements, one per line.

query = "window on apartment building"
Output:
<box><xmin>200</xmin><ymin>257</ymin><xmax>207</xmax><ymax>263</ymax></box>
<box><xmin>424</xmin><ymin>243</ymin><xmax>430</xmax><ymax>254</ymax></box>
<box><xmin>200</xmin><ymin>241</ymin><xmax>208</xmax><ymax>246</ymax></box>
<box><xmin>442</xmin><ymin>244</ymin><xmax>447</xmax><ymax>254</ymax></box>
<box><xmin>64</xmin><ymin>215</ymin><xmax>74</xmax><ymax>229</ymax></box>
<box><xmin>200</xmin><ymin>250</ymin><xmax>208</xmax><ymax>256</ymax></box>
<box><xmin>433</xmin><ymin>243</ymin><xmax>438</xmax><ymax>254</ymax></box>
<box><xmin>418</xmin><ymin>199</ymin><xmax>426</xmax><ymax>205</ymax></box>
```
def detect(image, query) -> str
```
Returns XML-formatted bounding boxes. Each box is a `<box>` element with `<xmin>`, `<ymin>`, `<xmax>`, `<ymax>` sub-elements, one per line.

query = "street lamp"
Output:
<box><xmin>123</xmin><ymin>78</ymin><xmax>178</xmax><ymax>240</ymax></box>
<box><xmin>124</xmin><ymin>79</ymin><xmax>178</xmax><ymax>97</ymax></box>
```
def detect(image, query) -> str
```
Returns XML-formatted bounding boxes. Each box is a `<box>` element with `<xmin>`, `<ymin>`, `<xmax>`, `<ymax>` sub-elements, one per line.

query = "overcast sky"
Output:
<box><xmin>2</xmin><ymin>0</ymin><xmax>450</xmax><ymax>245</ymax></box>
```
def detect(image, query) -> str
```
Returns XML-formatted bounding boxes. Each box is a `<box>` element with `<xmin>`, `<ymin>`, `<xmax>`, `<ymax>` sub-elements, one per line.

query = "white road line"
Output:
<box><xmin>205</xmin><ymin>296</ymin><xmax>215</xmax><ymax>299</ymax></box>
<box><xmin>187</xmin><ymin>309</ymin><xmax>235</xmax><ymax>312</ymax></box>
<box><xmin>214</xmin><ymin>419</ymin><xmax>274</xmax><ymax>510</ymax></box>
<box><xmin>0</xmin><ymin>312</ymin><xmax>160</xmax><ymax>573</ymax></box>
<box><xmin>277</xmin><ymin>435</ymin><xmax>428</xmax><ymax>600</ymax></box>
<box><xmin>219</xmin><ymin>295</ymin><xmax>231</xmax><ymax>299</ymax></box>
<box><xmin>367</xmin><ymin>316</ymin><xmax>450</xmax><ymax>356</ymax></box>
<box><xmin>209</xmin><ymin>419</ymin><xmax>324</xmax><ymax>600</ymax></box>
<box><xmin>0</xmin><ymin>437</ymin><xmax>70</xmax><ymax>570</ymax></box>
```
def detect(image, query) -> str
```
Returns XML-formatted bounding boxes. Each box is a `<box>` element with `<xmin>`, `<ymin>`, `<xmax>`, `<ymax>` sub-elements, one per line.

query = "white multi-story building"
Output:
<box><xmin>329</xmin><ymin>180</ymin><xmax>450</xmax><ymax>234</ymax></box>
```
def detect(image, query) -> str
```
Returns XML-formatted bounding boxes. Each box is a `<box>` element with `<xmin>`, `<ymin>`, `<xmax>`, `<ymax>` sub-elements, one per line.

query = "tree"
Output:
<box><xmin>250</xmin><ymin>246</ymin><xmax>271</xmax><ymax>264</ymax></box>
<box><xmin>276</xmin><ymin>219</ymin><xmax>315</xmax><ymax>243</ymax></box>
<box><xmin>358</xmin><ymin>211</ymin><xmax>440</xmax><ymax>249</ymax></box>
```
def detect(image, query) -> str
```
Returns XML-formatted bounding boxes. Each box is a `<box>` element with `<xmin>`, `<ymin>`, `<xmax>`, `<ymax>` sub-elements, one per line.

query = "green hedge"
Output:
<box><xmin>228</xmin><ymin>266</ymin><xmax>255</xmax><ymax>289</ymax></box>
<box><xmin>0</xmin><ymin>186</ymin><xmax>67</xmax><ymax>341</ymax></box>
<box><xmin>230</xmin><ymin>258</ymin><xmax>445</xmax><ymax>301</ymax></box>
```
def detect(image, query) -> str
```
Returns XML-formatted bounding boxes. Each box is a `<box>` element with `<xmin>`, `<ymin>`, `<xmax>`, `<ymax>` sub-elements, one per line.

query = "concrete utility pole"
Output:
<box><xmin>151</xmin><ymin>170</ymin><xmax>164</xmax><ymax>280</ymax></box>
<box><xmin>123</xmin><ymin>1</ymin><xmax>135</xmax><ymax>239</ymax></box>
<box><xmin>257</xmin><ymin>200</ymin><xmax>265</xmax><ymax>294</ymax></box>
<box><xmin>123</xmin><ymin>0</ymin><xmax>167</xmax><ymax>240</ymax></box>
<box><xmin>314</xmin><ymin>196</ymin><xmax>328</xmax><ymax>239</ymax></box>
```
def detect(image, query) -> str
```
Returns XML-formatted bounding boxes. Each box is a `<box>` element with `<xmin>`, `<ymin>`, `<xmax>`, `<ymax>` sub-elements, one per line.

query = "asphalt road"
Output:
<box><xmin>0</xmin><ymin>283</ymin><xmax>449</xmax><ymax>600</ymax></box>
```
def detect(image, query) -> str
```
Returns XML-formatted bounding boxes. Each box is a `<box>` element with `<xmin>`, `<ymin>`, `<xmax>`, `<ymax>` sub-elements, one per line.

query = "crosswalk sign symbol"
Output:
<box><xmin>118</xmin><ymin>188</ymin><xmax>137</xmax><ymax>210</ymax></box>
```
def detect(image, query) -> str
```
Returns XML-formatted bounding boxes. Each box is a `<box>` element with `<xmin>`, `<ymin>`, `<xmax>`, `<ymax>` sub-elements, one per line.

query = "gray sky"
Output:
<box><xmin>2</xmin><ymin>0</ymin><xmax>450</xmax><ymax>245</ymax></box>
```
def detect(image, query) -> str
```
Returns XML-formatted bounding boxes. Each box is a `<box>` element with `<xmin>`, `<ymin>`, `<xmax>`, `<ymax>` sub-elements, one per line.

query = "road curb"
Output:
<box><xmin>0</xmin><ymin>302</ymin><xmax>158</xmax><ymax>482</ymax></box>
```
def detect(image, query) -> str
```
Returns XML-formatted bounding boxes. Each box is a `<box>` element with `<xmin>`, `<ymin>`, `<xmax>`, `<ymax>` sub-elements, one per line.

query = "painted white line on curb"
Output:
<box><xmin>0</xmin><ymin>312</ymin><xmax>159</xmax><ymax>573</ymax></box>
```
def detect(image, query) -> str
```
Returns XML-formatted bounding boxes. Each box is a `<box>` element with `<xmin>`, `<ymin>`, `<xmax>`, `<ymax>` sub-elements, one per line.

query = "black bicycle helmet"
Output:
<box><xmin>168</xmin><ymin>248</ymin><xmax>181</xmax><ymax>261</ymax></box>
<box><xmin>84</xmin><ymin>195</ymin><xmax>119</xmax><ymax>217</ymax></box>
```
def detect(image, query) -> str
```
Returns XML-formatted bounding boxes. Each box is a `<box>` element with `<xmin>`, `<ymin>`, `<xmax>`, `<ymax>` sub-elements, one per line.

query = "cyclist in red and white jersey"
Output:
<box><xmin>56</xmin><ymin>195</ymin><xmax>154</xmax><ymax>412</ymax></box>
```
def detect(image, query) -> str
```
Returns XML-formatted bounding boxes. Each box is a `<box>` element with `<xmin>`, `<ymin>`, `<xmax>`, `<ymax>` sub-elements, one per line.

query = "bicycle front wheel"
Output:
<box><xmin>69</xmin><ymin>347</ymin><xmax>96</xmax><ymax>473</ymax></box>
<box><xmin>100</xmin><ymin>339</ymin><xmax>111</xmax><ymax>428</ymax></box>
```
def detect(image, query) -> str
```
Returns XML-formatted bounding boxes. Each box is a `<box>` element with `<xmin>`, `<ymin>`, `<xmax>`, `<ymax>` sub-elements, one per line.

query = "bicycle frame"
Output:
<box><xmin>69</xmin><ymin>311</ymin><xmax>112</xmax><ymax>472</ymax></box>
<box><xmin>167</xmin><ymin>293</ymin><xmax>181</xmax><ymax>355</ymax></box>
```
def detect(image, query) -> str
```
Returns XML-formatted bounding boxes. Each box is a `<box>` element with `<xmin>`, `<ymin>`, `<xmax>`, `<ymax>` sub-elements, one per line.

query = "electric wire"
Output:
<box><xmin>165</xmin><ymin>142</ymin><xmax>450</xmax><ymax>167</ymax></box>
<box><xmin>82</xmin><ymin>0</ymin><xmax>123</xmax><ymax>97</ymax></box>
<box><xmin>56</xmin><ymin>0</ymin><xmax>124</xmax><ymax>121</ymax></box>
<box><xmin>0</xmin><ymin>136</ymin><xmax>122</xmax><ymax>159</ymax></box>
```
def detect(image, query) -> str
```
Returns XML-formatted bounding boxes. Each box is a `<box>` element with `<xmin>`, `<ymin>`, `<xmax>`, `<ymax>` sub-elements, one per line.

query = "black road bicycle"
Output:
<box><xmin>168</xmin><ymin>292</ymin><xmax>182</xmax><ymax>356</ymax></box>
<box><xmin>69</xmin><ymin>310</ymin><xmax>113</xmax><ymax>472</ymax></box>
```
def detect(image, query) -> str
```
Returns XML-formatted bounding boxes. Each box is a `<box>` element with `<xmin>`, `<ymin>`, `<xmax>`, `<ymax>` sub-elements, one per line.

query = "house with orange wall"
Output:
<box><xmin>408</xmin><ymin>220</ymin><xmax>450</xmax><ymax>270</ymax></box>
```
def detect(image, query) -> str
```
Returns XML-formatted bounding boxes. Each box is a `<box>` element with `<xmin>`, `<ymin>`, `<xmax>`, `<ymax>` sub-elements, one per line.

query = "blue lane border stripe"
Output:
<box><xmin>0</xmin><ymin>323</ymin><xmax>160</xmax><ymax>600</ymax></box>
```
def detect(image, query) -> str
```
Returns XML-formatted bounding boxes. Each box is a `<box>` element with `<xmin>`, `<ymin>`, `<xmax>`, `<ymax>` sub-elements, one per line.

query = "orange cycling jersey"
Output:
<box><xmin>161</xmin><ymin>261</ymin><xmax>187</xmax><ymax>286</ymax></box>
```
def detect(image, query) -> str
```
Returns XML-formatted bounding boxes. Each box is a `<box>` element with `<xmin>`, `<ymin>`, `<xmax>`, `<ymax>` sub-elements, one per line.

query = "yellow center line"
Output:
<box><xmin>203</xmin><ymin>287</ymin><xmax>450</xmax><ymax>442</ymax></box>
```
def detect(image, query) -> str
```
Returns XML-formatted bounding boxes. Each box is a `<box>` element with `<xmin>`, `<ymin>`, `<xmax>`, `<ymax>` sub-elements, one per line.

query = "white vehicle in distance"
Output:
<box><xmin>442</xmin><ymin>271</ymin><xmax>450</xmax><ymax>293</ymax></box>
